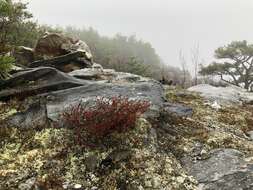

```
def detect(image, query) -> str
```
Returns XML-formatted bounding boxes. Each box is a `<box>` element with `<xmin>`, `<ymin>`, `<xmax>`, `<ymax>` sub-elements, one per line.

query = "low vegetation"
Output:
<box><xmin>1</xmin><ymin>87</ymin><xmax>252</xmax><ymax>189</ymax></box>
<box><xmin>164</xmin><ymin>86</ymin><xmax>253</xmax><ymax>156</ymax></box>
<box><xmin>62</xmin><ymin>96</ymin><xmax>150</xmax><ymax>145</ymax></box>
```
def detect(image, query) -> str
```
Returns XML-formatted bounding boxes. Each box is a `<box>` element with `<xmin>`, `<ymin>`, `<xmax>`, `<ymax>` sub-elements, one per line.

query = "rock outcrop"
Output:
<box><xmin>1</xmin><ymin>37</ymin><xmax>253</xmax><ymax>189</ymax></box>
<box><xmin>164</xmin><ymin>86</ymin><xmax>253</xmax><ymax>190</ymax></box>
<box><xmin>13</xmin><ymin>46</ymin><xmax>34</xmax><ymax>66</ymax></box>
<box><xmin>188</xmin><ymin>84</ymin><xmax>253</xmax><ymax>105</ymax></box>
<box><xmin>182</xmin><ymin>148</ymin><xmax>253</xmax><ymax>190</ymax></box>
<box><xmin>13</xmin><ymin>33</ymin><xmax>93</xmax><ymax>72</ymax></box>
<box><xmin>0</xmin><ymin>65</ymin><xmax>199</xmax><ymax>190</ymax></box>
<box><xmin>34</xmin><ymin>33</ymin><xmax>92</xmax><ymax>61</ymax></box>
<box><xmin>0</xmin><ymin>67</ymin><xmax>165</xmax><ymax>126</ymax></box>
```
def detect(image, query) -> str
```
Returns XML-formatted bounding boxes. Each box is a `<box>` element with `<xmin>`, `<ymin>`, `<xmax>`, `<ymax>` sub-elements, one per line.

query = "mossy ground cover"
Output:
<box><xmin>164</xmin><ymin>86</ymin><xmax>253</xmax><ymax>157</ymax></box>
<box><xmin>0</xmin><ymin>100</ymin><xmax>197</xmax><ymax>190</ymax></box>
<box><xmin>0</xmin><ymin>86</ymin><xmax>252</xmax><ymax>189</ymax></box>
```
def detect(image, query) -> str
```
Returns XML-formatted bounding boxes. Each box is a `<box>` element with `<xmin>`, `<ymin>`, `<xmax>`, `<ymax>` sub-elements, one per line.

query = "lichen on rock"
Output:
<box><xmin>1</xmin><ymin>76</ymin><xmax>253</xmax><ymax>189</ymax></box>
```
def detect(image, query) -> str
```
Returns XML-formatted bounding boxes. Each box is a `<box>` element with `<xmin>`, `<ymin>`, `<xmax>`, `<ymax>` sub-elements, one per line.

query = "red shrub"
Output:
<box><xmin>62</xmin><ymin>96</ymin><xmax>150</xmax><ymax>144</ymax></box>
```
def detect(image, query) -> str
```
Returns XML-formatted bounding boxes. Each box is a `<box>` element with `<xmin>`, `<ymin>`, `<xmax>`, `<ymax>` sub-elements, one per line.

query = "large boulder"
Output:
<box><xmin>11</xmin><ymin>34</ymin><xmax>94</xmax><ymax>71</ymax></box>
<box><xmin>43</xmin><ymin>78</ymin><xmax>164</xmax><ymax>123</ymax></box>
<box><xmin>1</xmin><ymin>67</ymin><xmax>166</xmax><ymax>128</ymax></box>
<box><xmin>34</xmin><ymin>33</ymin><xmax>92</xmax><ymax>61</ymax></box>
<box><xmin>188</xmin><ymin>84</ymin><xmax>253</xmax><ymax>105</ymax></box>
<box><xmin>11</xmin><ymin>33</ymin><xmax>93</xmax><ymax>72</ymax></box>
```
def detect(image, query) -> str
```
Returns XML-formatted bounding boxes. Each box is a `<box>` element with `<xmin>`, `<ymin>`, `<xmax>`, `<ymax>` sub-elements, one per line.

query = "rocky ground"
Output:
<box><xmin>1</xmin><ymin>33</ymin><xmax>253</xmax><ymax>190</ymax></box>
<box><xmin>1</xmin><ymin>83</ymin><xmax>253</xmax><ymax>190</ymax></box>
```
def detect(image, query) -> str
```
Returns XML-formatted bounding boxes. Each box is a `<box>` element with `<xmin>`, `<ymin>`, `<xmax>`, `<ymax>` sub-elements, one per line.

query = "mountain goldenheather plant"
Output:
<box><xmin>62</xmin><ymin>96</ymin><xmax>150</xmax><ymax>144</ymax></box>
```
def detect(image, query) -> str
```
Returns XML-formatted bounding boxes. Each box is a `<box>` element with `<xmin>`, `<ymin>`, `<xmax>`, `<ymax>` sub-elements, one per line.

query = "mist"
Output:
<box><xmin>25</xmin><ymin>0</ymin><xmax>253</xmax><ymax>71</ymax></box>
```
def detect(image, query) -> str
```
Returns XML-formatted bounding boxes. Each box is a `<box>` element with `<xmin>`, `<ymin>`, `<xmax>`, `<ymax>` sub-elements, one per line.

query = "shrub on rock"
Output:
<box><xmin>62</xmin><ymin>96</ymin><xmax>150</xmax><ymax>144</ymax></box>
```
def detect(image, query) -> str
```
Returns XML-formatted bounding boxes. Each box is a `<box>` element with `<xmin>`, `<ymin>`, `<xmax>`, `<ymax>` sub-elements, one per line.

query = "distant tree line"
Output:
<box><xmin>63</xmin><ymin>26</ymin><xmax>192</xmax><ymax>82</ymax></box>
<box><xmin>0</xmin><ymin>0</ymin><xmax>191</xmax><ymax>86</ymax></box>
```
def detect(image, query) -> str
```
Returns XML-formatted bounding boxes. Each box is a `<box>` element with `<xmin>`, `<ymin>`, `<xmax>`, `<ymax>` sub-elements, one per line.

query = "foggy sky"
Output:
<box><xmin>26</xmin><ymin>0</ymin><xmax>253</xmax><ymax>72</ymax></box>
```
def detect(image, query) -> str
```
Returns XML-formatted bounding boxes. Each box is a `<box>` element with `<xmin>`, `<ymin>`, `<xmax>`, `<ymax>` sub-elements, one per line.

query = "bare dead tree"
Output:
<box><xmin>179</xmin><ymin>50</ymin><xmax>187</xmax><ymax>88</ymax></box>
<box><xmin>191</xmin><ymin>44</ymin><xmax>200</xmax><ymax>85</ymax></box>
